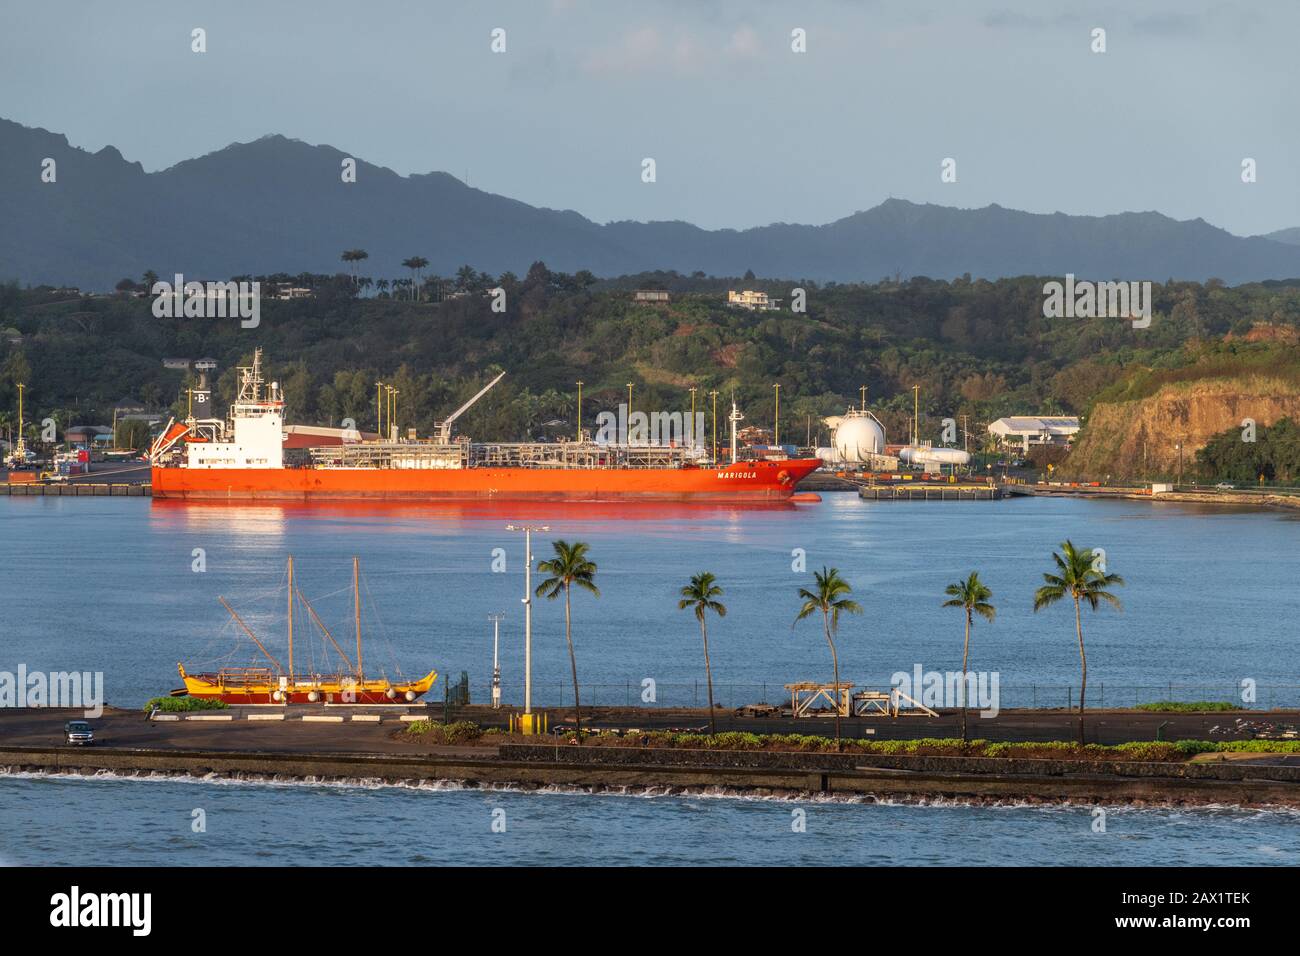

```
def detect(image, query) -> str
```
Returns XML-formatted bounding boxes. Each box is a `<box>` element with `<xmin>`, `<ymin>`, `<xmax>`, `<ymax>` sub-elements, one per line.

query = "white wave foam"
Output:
<box><xmin>3</xmin><ymin>765</ymin><xmax>1298</xmax><ymax>818</ymax></box>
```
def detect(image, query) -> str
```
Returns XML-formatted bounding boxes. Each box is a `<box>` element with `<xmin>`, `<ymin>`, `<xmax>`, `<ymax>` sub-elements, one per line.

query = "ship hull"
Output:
<box><xmin>151</xmin><ymin>459</ymin><xmax>822</xmax><ymax>501</ymax></box>
<box><xmin>182</xmin><ymin>688</ymin><xmax>424</xmax><ymax>705</ymax></box>
<box><xmin>178</xmin><ymin>666</ymin><xmax>438</xmax><ymax>706</ymax></box>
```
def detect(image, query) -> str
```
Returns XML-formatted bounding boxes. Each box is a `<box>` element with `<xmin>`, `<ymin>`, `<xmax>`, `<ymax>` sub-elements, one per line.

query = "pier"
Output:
<box><xmin>858</xmin><ymin>483</ymin><xmax>1000</xmax><ymax>501</ymax></box>
<box><xmin>1</xmin><ymin>482</ymin><xmax>150</xmax><ymax>496</ymax></box>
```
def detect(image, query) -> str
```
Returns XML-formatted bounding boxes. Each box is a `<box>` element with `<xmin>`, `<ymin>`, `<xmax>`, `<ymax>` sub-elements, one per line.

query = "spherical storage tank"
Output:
<box><xmin>833</xmin><ymin>414</ymin><xmax>885</xmax><ymax>463</ymax></box>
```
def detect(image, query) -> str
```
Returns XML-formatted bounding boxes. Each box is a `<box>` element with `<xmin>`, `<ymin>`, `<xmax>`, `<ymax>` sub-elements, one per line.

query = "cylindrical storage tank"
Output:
<box><xmin>899</xmin><ymin>446</ymin><xmax>971</xmax><ymax>465</ymax></box>
<box><xmin>834</xmin><ymin>416</ymin><xmax>885</xmax><ymax>463</ymax></box>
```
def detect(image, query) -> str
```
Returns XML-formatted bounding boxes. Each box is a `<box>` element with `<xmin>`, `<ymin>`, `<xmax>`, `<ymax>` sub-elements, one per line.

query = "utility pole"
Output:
<box><xmin>488</xmin><ymin>613</ymin><xmax>504</xmax><ymax>709</ymax></box>
<box><xmin>575</xmin><ymin>381</ymin><xmax>583</xmax><ymax>439</ymax></box>
<box><xmin>709</xmin><ymin>390</ymin><xmax>718</xmax><ymax>463</ymax></box>
<box><xmin>506</xmin><ymin>524</ymin><xmax>548</xmax><ymax>724</ymax></box>
<box><xmin>912</xmin><ymin>385</ymin><xmax>920</xmax><ymax>446</ymax></box>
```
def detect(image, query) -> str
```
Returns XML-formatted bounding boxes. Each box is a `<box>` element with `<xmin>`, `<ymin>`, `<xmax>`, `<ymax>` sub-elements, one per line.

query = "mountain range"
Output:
<box><xmin>4</xmin><ymin>117</ymin><xmax>1300</xmax><ymax>289</ymax></box>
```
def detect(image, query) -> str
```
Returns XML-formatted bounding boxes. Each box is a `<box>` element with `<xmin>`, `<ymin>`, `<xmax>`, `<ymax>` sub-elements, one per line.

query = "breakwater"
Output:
<box><xmin>4</xmin><ymin>741</ymin><xmax>1298</xmax><ymax>807</ymax></box>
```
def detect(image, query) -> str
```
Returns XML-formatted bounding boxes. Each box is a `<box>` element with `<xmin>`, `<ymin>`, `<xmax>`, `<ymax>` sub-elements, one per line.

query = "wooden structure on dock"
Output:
<box><xmin>784</xmin><ymin>682</ymin><xmax>942</xmax><ymax>719</ymax></box>
<box><xmin>785</xmin><ymin>681</ymin><xmax>855</xmax><ymax>717</ymax></box>
<box><xmin>852</xmin><ymin>689</ymin><xmax>940</xmax><ymax>717</ymax></box>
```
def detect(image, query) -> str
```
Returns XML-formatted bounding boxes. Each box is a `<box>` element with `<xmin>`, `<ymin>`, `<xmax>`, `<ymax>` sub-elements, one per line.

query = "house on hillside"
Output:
<box><xmin>727</xmin><ymin>289</ymin><xmax>780</xmax><ymax>311</ymax></box>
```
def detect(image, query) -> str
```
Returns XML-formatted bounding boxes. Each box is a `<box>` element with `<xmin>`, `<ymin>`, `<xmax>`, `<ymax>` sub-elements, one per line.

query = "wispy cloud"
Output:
<box><xmin>581</xmin><ymin>22</ymin><xmax>765</xmax><ymax>76</ymax></box>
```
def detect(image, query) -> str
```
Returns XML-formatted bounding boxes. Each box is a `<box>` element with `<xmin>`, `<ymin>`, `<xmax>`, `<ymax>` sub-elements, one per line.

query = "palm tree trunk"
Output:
<box><xmin>1074</xmin><ymin>596</ymin><xmax>1087</xmax><ymax>745</ymax></box>
<box><xmin>700</xmin><ymin>618</ymin><xmax>717</xmax><ymax>735</ymax></box>
<box><xmin>961</xmin><ymin>609</ymin><xmax>971</xmax><ymax>745</ymax></box>
<box><xmin>823</xmin><ymin>611</ymin><xmax>841</xmax><ymax>748</ymax></box>
<box><xmin>564</xmin><ymin>584</ymin><xmax>582</xmax><ymax>743</ymax></box>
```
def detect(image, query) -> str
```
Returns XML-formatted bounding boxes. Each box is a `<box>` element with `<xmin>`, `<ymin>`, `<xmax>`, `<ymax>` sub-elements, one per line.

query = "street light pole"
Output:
<box><xmin>773</xmin><ymin>383</ymin><xmax>780</xmax><ymax>447</ymax></box>
<box><xmin>506</xmin><ymin>524</ymin><xmax>549</xmax><ymax>717</ymax></box>
<box><xmin>689</xmin><ymin>386</ymin><xmax>697</xmax><ymax>449</ymax></box>
<box><xmin>575</xmin><ymin>381</ymin><xmax>583</xmax><ymax>440</ymax></box>
<box><xmin>709</xmin><ymin>390</ymin><xmax>718</xmax><ymax>463</ymax></box>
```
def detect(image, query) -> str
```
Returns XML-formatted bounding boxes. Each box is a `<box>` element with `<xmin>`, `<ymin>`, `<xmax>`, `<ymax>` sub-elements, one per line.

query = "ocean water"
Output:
<box><xmin>1</xmin><ymin>772</ymin><xmax>1296</xmax><ymax>867</ymax></box>
<box><xmin>3</xmin><ymin>493</ymin><xmax>1299</xmax><ymax>867</ymax></box>
<box><xmin>0</xmin><ymin>494</ymin><xmax>1297</xmax><ymax>708</ymax></box>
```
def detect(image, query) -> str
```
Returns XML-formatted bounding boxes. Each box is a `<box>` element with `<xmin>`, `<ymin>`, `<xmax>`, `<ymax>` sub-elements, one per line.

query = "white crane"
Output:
<box><xmin>434</xmin><ymin>371</ymin><xmax>506</xmax><ymax>444</ymax></box>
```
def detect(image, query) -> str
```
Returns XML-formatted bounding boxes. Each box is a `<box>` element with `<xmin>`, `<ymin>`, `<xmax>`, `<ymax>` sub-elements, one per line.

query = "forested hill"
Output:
<box><xmin>5</xmin><ymin>117</ymin><xmax>1300</xmax><ymax>288</ymax></box>
<box><xmin>4</xmin><ymin>269</ymin><xmax>1300</xmax><ymax>450</ymax></box>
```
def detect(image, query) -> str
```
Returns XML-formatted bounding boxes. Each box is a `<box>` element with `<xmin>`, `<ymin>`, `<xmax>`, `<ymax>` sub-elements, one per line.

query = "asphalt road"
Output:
<box><xmin>4</xmin><ymin>704</ymin><xmax>1296</xmax><ymax>755</ymax></box>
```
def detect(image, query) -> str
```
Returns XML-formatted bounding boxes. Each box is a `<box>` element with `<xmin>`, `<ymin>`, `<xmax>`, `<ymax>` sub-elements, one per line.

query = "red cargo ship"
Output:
<box><xmin>150</xmin><ymin>351</ymin><xmax>820</xmax><ymax>501</ymax></box>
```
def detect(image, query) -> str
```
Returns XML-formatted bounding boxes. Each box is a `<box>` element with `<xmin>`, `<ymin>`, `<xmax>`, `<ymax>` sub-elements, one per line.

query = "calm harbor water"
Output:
<box><xmin>2</xmin><ymin>493</ymin><xmax>1299</xmax><ymax>866</ymax></box>
<box><xmin>1</xmin><ymin>493</ymin><xmax>1297</xmax><ymax>707</ymax></box>
<box><xmin>1</xmin><ymin>772</ymin><xmax>1296</xmax><ymax>867</ymax></box>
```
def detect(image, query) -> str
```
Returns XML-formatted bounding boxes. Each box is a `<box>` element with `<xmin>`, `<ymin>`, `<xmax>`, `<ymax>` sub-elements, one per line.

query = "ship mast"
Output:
<box><xmin>353</xmin><ymin>556</ymin><xmax>363</xmax><ymax>681</ymax></box>
<box><xmin>728</xmin><ymin>398</ymin><xmax>744</xmax><ymax>464</ymax></box>
<box><xmin>287</xmin><ymin>556</ymin><xmax>295</xmax><ymax>681</ymax></box>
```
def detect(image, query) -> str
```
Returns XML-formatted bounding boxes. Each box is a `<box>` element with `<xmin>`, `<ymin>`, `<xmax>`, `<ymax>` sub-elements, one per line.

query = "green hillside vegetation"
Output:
<box><xmin>1196</xmin><ymin>417</ymin><xmax>1300</xmax><ymax>482</ymax></box>
<box><xmin>1088</xmin><ymin>338</ymin><xmax>1300</xmax><ymax>408</ymax></box>
<box><xmin>3</xmin><ymin>270</ymin><xmax>1300</xmax><ymax>448</ymax></box>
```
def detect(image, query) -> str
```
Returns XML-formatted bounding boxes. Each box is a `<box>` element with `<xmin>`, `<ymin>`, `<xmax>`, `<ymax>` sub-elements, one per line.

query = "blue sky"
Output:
<box><xmin>1</xmin><ymin>0</ymin><xmax>1296</xmax><ymax>235</ymax></box>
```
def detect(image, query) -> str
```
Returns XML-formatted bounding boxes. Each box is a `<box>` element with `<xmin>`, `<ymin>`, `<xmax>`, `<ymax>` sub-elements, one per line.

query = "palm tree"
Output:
<box><xmin>678</xmin><ymin>572</ymin><xmax>726</xmax><ymax>734</ymax></box>
<box><xmin>340</xmin><ymin>249</ymin><xmax>369</xmax><ymax>288</ymax></box>
<box><xmin>1033</xmin><ymin>540</ymin><xmax>1124</xmax><ymax>744</ymax></box>
<box><xmin>794</xmin><ymin>567</ymin><xmax>862</xmax><ymax>747</ymax></box>
<box><xmin>535</xmin><ymin>540</ymin><xmax>600</xmax><ymax>742</ymax></box>
<box><xmin>402</xmin><ymin>256</ymin><xmax>429</xmax><ymax>301</ymax></box>
<box><xmin>941</xmin><ymin>571</ymin><xmax>996</xmax><ymax>745</ymax></box>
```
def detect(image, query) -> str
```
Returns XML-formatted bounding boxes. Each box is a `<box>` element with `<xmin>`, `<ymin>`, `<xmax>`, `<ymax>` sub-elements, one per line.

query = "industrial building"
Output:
<box><xmin>988</xmin><ymin>416</ymin><xmax>1080</xmax><ymax>453</ymax></box>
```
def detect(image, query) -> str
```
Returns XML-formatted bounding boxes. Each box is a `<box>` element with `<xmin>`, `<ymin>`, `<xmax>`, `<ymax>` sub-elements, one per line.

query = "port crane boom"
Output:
<box><xmin>434</xmin><ymin>371</ymin><xmax>506</xmax><ymax>443</ymax></box>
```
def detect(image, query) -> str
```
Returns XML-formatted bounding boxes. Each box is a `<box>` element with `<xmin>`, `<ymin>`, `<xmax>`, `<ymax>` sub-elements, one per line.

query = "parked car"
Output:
<box><xmin>1215</xmin><ymin>482</ymin><xmax>1236</xmax><ymax>490</ymax></box>
<box><xmin>64</xmin><ymin>720</ymin><xmax>94</xmax><ymax>746</ymax></box>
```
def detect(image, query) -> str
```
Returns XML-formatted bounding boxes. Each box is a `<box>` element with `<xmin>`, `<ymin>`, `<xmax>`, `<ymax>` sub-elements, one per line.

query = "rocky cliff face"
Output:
<box><xmin>1065</xmin><ymin>377</ymin><xmax>1300</xmax><ymax>478</ymax></box>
